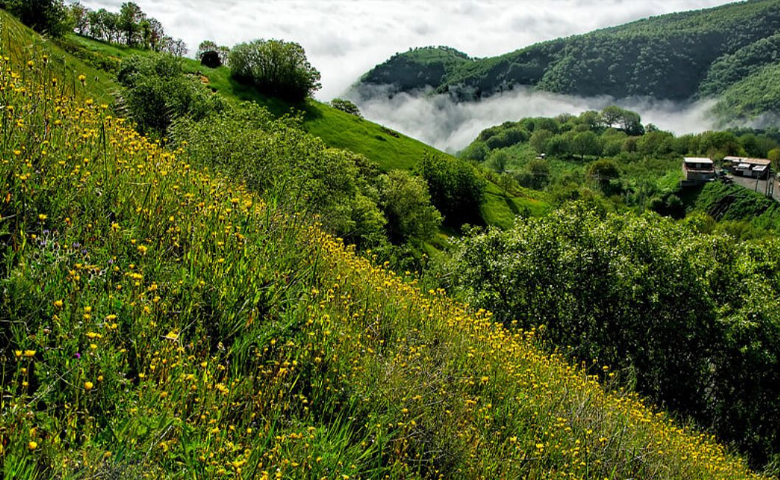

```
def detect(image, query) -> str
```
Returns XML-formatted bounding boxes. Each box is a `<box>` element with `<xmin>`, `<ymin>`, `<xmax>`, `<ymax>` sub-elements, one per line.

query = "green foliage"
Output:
<box><xmin>700</xmin><ymin>32</ymin><xmax>780</xmax><ymax>96</ymax></box>
<box><xmin>415</xmin><ymin>152</ymin><xmax>487</xmax><ymax>226</ymax></box>
<box><xmin>230</xmin><ymin>39</ymin><xmax>321</xmax><ymax>103</ymax></box>
<box><xmin>377</xmin><ymin>170</ymin><xmax>442</xmax><ymax>242</ymax></box>
<box><xmin>329</xmin><ymin>98</ymin><xmax>362</xmax><ymax>118</ymax></box>
<box><xmin>715</xmin><ymin>63</ymin><xmax>780</xmax><ymax>123</ymax></box>
<box><xmin>4</xmin><ymin>0</ymin><xmax>70</xmax><ymax>36</ymax></box>
<box><xmin>60</xmin><ymin>1</ymin><xmax>184</xmax><ymax>54</ymax></box>
<box><xmin>587</xmin><ymin>158</ymin><xmax>620</xmax><ymax>191</ymax></box>
<box><xmin>197</xmin><ymin>39</ymin><xmax>229</xmax><ymax>66</ymax></box>
<box><xmin>692</xmin><ymin>181</ymin><xmax>780</xmax><ymax>234</ymax></box>
<box><xmin>116</xmin><ymin>54</ymin><xmax>224</xmax><ymax>136</ymax></box>
<box><xmin>169</xmin><ymin>102</ymin><xmax>390</xmax><ymax>247</ymax></box>
<box><xmin>357</xmin><ymin>45</ymin><xmax>472</xmax><ymax>95</ymax></box>
<box><xmin>0</xmin><ymin>15</ymin><xmax>771</xmax><ymax>478</ymax></box>
<box><xmin>446</xmin><ymin>203</ymin><xmax>780</xmax><ymax>468</ymax></box>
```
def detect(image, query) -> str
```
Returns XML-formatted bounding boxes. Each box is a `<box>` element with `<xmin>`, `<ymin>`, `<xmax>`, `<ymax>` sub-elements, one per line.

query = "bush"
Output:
<box><xmin>415</xmin><ymin>153</ymin><xmax>487</xmax><ymax>226</ymax></box>
<box><xmin>5</xmin><ymin>0</ymin><xmax>70</xmax><ymax>36</ymax></box>
<box><xmin>446</xmin><ymin>204</ymin><xmax>780</xmax><ymax>468</ymax></box>
<box><xmin>330</xmin><ymin>98</ymin><xmax>362</xmax><ymax>118</ymax></box>
<box><xmin>230</xmin><ymin>39</ymin><xmax>321</xmax><ymax>102</ymax></box>
<box><xmin>377</xmin><ymin>170</ymin><xmax>442</xmax><ymax>243</ymax></box>
<box><xmin>117</xmin><ymin>54</ymin><xmax>224</xmax><ymax>136</ymax></box>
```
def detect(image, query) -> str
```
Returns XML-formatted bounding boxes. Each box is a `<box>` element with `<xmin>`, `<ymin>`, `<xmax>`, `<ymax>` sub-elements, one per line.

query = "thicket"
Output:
<box><xmin>357</xmin><ymin>46</ymin><xmax>472</xmax><ymax>96</ymax></box>
<box><xmin>415</xmin><ymin>153</ymin><xmax>487</xmax><ymax>227</ymax></box>
<box><xmin>116</xmin><ymin>54</ymin><xmax>225</xmax><ymax>136</ymax></box>
<box><xmin>2</xmin><ymin>0</ymin><xmax>70</xmax><ymax>36</ymax></box>
<box><xmin>441</xmin><ymin>203</ymin><xmax>780</xmax><ymax>471</ymax></box>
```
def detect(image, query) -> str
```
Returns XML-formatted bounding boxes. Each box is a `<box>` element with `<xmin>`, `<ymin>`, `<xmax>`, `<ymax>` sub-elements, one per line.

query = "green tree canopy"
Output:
<box><xmin>377</xmin><ymin>170</ymin><xmax>442</xmax><ymax>243</ymax></box>
<box><xmin>415</xmin><ymin>153</ymin><xmax>487</xmax><ymax>226</ymax></box>
<box><xmin>230</xmin><ymin>39</ymin><xmax>322</xmax><ymax>103</ymax></box>
<box><xmin>5</xmin><ymin>0</ymin><xmax>70</xmax><ymax>36</ymax></box>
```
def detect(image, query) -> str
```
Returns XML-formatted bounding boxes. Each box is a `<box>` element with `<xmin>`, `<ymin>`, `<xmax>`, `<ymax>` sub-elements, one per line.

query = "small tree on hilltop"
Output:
<box><xmin>330</xmin><ymin>98</ymin><xmax>362</xmax><ymax>118</ymax></box>
<box><xmin>230</xmin><ymin>39</ymin><xmax>321</xmax><ymax>103</ymax></box>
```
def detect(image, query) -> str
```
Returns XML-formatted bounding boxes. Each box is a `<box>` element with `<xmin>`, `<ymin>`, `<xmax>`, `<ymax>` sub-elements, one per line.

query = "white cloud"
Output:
<box><xmin>351</xmin><ymin>87</ymin><xmax>717</xmax><ymax>153</ymax></box>
<box><xmin>78</xmin><ymin>0</ymin><xmax>731</xmax><ymax>100</ymax></box>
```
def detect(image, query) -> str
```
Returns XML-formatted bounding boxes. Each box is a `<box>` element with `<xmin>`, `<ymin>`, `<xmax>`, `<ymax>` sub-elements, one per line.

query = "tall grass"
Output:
<box><xmin>0</xmin><ymin>20</ymin><xmax>770</xmax><ymax>480</ymax></box>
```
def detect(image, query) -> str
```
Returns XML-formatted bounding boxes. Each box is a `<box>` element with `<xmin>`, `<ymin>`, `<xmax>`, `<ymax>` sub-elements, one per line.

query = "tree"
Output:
<box><xmin>197</xmin><ymin>40</ymin><xmax>219</xmax><ymax>60</ymax></box>
<box><xmin>572</xmin><ymin>131</ymin><xmax>601</xmax><ymax>158</ymax></box>
<box><xmin>140</xmin><ymin>17</ymin><xmax>164</xmax><ymax>51</ymax></box>
<box><xmin>599</xmin><ymin>106</ymin><xmax>644</xmax><ymax>135</ymax></box>
<box><xmin>6</xmin><ymin>0</ymin><xmax>70</xmax><ymax>36</ymax></box>
<box><xmin>486</xmin><ymin>150</ymin><xmax>509</xmax><ymax>173</ymax></box>
<box><xmin>68</xmin><ymin>2</ymin><xmax>89</xmax><ymax>35</ymax></box>
<box><xmin>161</xmin><ymin>37</ymin><xmax>188</xmax><ymax>57</ymax></box>
<box><xmin>88</xmin><ymin>8</ymin><xmax>119</xmax><ymax>43</ymax></box>
<box><xmin>230</xmin><ymin>39</ymin><xmax>321</xmax><ymax>103</ymax></box>
<box><xmin>587</xmin><ymin>159</ymin><xmax>620</xmax><ymax>191</ymax></box>
<box><xmin>118</xmin><ymin>2</ymin><xmax>144</xmax><ymax>46</ymax></box>
<box><xmin>415</xmin><ymin>153</ymin><xmax>487</xmax><ymax>226</ymax></box>
<box><xmin>529</xmin><ymin>129</ymin><xmax>553</xmax><ymax>153</ymax></box>
<box><xmin>116</xmin><ymin>54</ymin><xmax>221</xmax><ymax>135</ymax></box>
<box><xmin>330</xmin><ymin>98</ymin><xmax>362</xmax><ymax>118</ymax></box>
<box><xmin>377</xmin><ymin>170</ymin><xmax>442</xmax><ymax>243</ymax></box>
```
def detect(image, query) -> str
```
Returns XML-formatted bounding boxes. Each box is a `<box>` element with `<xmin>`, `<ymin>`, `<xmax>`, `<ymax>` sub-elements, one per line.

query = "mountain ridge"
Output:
<box><xmin>354</xmin><ymin>0</ymin><xmax>780</xmax><ymax>123</ymax></box>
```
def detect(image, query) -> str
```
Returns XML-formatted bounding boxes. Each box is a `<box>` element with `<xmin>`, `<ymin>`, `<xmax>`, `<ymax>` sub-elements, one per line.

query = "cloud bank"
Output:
<box><xmin>351</xmin><ymin>88</ymin><xmax>717</xmax><ymax>153</ymax></box>
<box><xmin>79</xmin><ymin>0</ymin><xmax>731</xmax><ymax>100</ymax></box>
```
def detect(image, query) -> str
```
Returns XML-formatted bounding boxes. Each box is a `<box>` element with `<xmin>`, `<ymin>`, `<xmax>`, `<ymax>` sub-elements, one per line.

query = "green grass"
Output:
<box><xmin>0</xmin><ymin>11</ymin><xmax>115</xmax><ymax>103</ymax></box>
<box><xmin>0</xmin><ymin>12</ymin><xmax>769</xmax><ymax>479</ymax></box>
<box><xmin>62</xmin><ymin>32</ymin><xmax>552</xmax><ymax>226</ymax></box>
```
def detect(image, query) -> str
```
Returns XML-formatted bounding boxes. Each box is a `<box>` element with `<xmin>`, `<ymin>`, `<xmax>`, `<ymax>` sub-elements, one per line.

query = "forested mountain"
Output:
<box><xmin>355</xmin><ymin>0</ymin><xmax>780</xmax><ymax>123</ymax></box>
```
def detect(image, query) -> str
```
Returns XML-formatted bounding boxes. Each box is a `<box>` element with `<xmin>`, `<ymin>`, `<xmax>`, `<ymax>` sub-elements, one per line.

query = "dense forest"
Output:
<box><xmin>356</xmin><ymin>0</ymin><xmax>780</xmax><ymax>124</ymax></box>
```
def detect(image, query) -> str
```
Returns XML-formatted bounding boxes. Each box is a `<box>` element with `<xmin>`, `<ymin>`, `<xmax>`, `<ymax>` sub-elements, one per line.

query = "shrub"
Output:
<box><xmin>230</xmin><ymin>39</ymin><xmax>321</xmax><ymax>102</ymax></box>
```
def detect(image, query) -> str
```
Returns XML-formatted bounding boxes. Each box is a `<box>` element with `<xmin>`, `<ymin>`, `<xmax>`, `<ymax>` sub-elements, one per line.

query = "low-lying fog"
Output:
<box><xmin>349</xmin><ymin>87</ymin><xmax>718</xmax><ymax>153</ymax></box>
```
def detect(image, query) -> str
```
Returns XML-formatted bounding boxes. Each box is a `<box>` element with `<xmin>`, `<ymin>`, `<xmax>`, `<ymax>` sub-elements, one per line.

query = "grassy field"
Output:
<box><xmin>0</xmin><ymin>27</ymin><xmax>769</xmax><ymax>477</ymax></box>
<box><xmin>59</xmin><ymin>32</ymin><xmax>551</xmax><ymax>229</ymax></box>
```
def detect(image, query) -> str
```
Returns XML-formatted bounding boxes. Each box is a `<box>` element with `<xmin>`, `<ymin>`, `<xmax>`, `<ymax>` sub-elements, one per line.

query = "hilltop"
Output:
<box><xmin>355</xmin><ymin>0</ymin><xmax>780</xmax><ymax>124</ymax></box>
<box><xmin>0</xmin><ymin>8</ymin><xmax>773</xmax><ymax>479</ymax></box>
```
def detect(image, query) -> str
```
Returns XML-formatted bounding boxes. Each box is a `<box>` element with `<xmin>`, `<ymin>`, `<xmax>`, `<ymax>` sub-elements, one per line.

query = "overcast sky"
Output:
<box><xmin>80</xmin><ymin>0</ymin><xmax>733</xmax><ymax>100</ymax></box>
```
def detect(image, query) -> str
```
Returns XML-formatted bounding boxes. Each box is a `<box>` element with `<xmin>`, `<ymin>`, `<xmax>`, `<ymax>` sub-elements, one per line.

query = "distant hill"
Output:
<box><xmin>354</xmin><ymin>0</ymin><xmax>780</xmax><ymax>124</ymax></box>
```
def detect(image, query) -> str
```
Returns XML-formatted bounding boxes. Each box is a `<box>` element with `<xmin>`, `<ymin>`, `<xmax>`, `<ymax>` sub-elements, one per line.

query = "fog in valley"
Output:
<box><xmin>351</xmin><ymin>87</ymin><xmax>718</xmax><ymax>153</ymax></box>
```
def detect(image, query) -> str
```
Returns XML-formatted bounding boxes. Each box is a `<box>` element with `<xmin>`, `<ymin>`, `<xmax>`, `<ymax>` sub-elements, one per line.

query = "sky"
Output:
<box><xmin>79</xmin><ymin>0</ymin><xmax>732</xmax><ymax>99</ymax></box>
<box><xmin>78</xmin><ymin>0</ymin><xmax>735</xmax><ymax>150</ymax></box>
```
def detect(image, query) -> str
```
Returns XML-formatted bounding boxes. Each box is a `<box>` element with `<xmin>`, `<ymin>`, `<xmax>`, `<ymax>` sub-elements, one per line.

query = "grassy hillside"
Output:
<box><xmin>0</xmin><ymin>18</ymin><xmax>769</xmax><ymax>479</ymax></box>
<box><xmin>356</xmin><ymin>0</ymin><xmax>780</xmax><ymax>122</ymax></box>
<box><xmin>691</xmin><ymin>181</ymin><xmax>780</xmax><ymax>232</ymax></box>
<box><xmin>0</xmin><ymin>10</ymin><xmax>115</xmax><ymax>103</ymax></box>
<box><xmin>59</xmin><ymin>31</ymin><xmax>548</xmax><ymax>229</ymax></box>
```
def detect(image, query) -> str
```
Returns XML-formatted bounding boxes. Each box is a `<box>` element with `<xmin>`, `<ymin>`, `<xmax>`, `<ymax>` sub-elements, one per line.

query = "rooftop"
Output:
<box><xmin>723</xmin><ymin>156</ymin><xmax>771</xmax><ymax>166</ymax></box>
<box><xmin>684</xmin><ymin>157</ymin><xmax>714</xmax><ymax>164</ymax></box>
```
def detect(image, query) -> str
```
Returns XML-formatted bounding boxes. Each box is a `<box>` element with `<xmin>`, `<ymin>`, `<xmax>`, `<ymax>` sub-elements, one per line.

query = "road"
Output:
<box><xmin>728</xmin><ymin>174</ymin><xmax>780</xmax><ymax>202</ymax></box>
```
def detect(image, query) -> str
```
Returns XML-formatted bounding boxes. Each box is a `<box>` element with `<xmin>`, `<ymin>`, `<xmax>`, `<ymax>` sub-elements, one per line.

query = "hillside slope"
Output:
<box><xmin>0</xmin><ymin>17</ymin><xmax>769</xmax><ymax>479</ymax></box>
<box><xmin>355</xmin><ymin>0</ymin><xmax>780</xmax><ymax>122</ymax></box>
<box><xmin>59</xmin><ymin>29</ymin><xmax>548</xmax><ymax>229</ymax></box>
